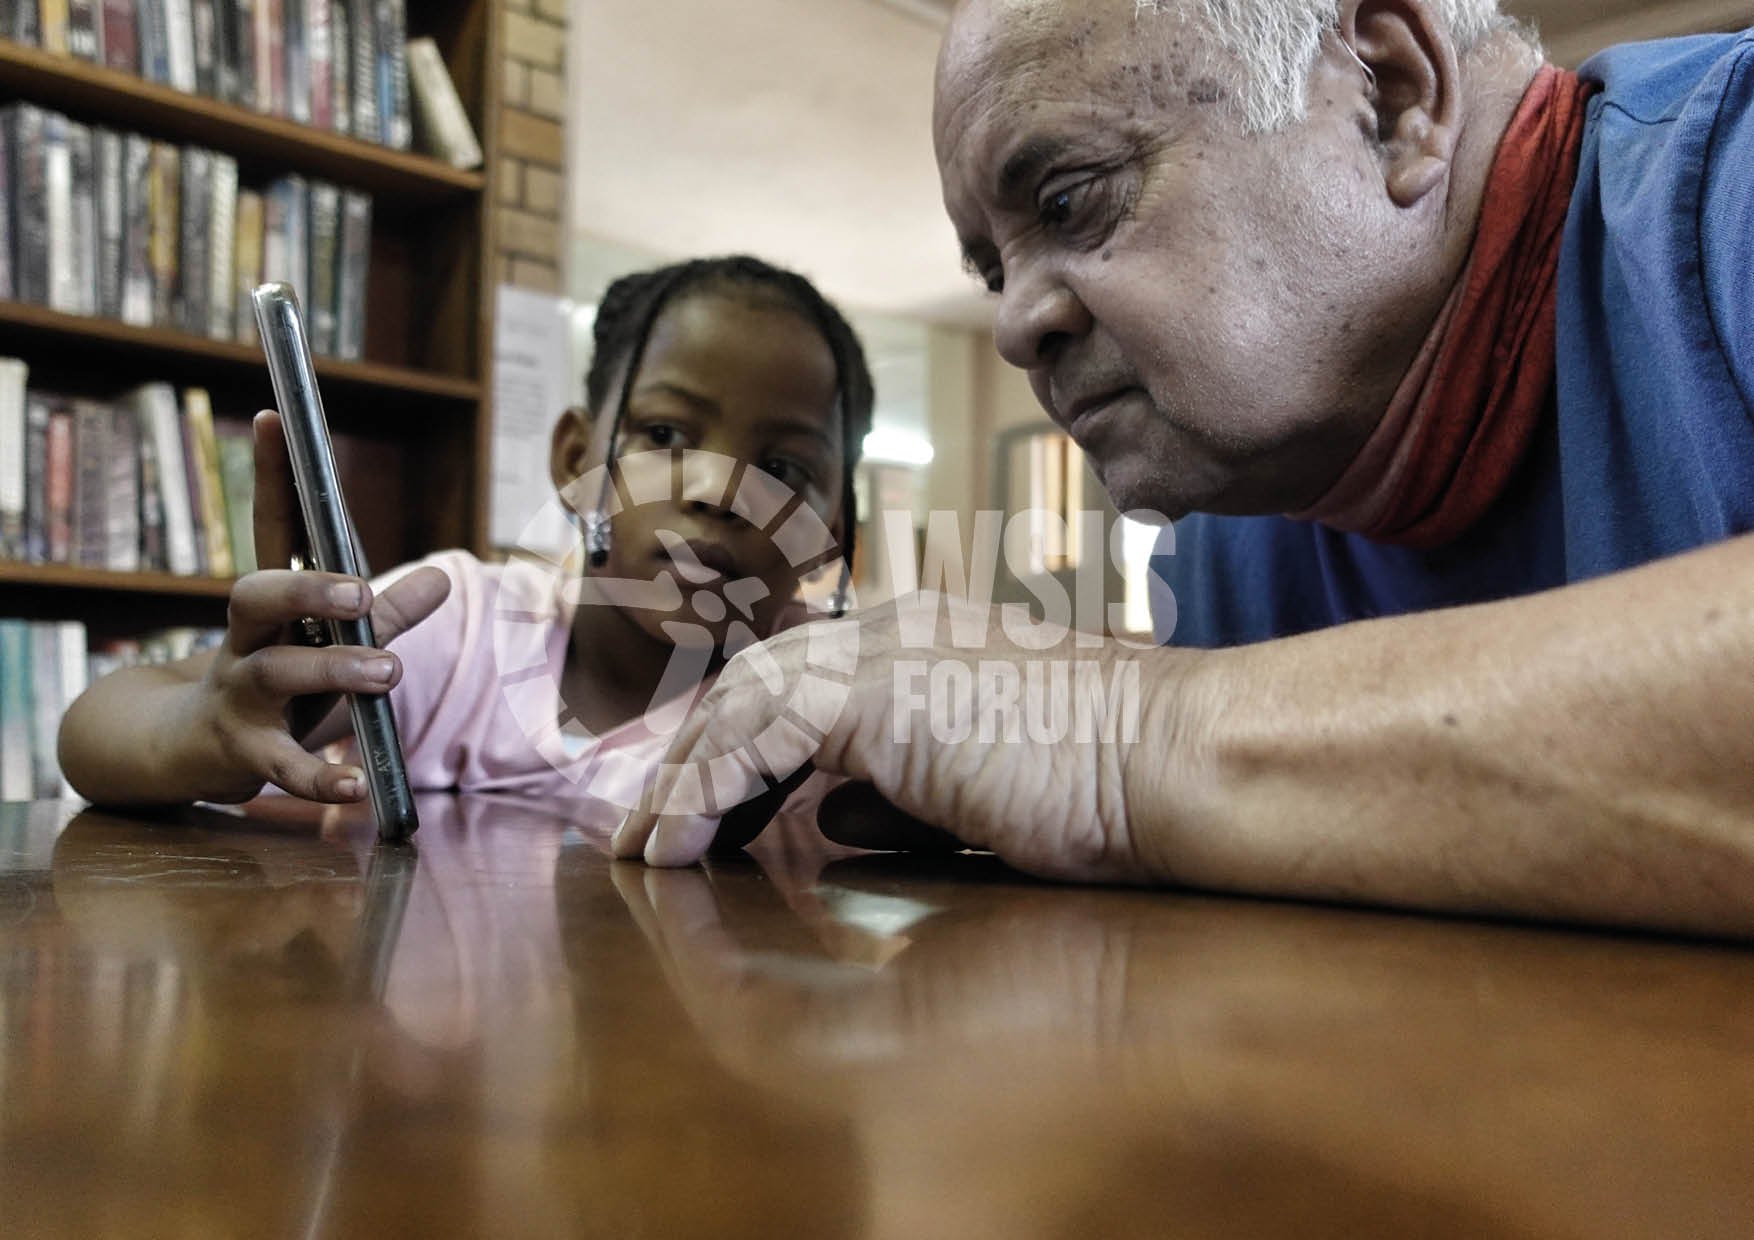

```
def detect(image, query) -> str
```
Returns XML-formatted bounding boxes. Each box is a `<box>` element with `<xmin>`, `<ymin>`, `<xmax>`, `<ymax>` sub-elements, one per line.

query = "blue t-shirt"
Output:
<box><xmin>1152</xmin><ymin>32</ymin><xmax>1754</xmax><ymax>648</ymax></box>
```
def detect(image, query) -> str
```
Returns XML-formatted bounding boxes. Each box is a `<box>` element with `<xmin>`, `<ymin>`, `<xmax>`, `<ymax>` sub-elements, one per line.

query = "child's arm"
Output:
<box><xmin>57</xmin><ymin>412</ymin><xmax>450</xmax><ymax>809</ymax></box>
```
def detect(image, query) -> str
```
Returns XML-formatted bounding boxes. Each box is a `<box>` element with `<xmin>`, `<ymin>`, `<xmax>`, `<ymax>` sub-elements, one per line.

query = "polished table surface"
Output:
<box><xmin>4</xmin><ymin>794</ymin><xmax>1754</xmax><ymax>1239</ymax></box>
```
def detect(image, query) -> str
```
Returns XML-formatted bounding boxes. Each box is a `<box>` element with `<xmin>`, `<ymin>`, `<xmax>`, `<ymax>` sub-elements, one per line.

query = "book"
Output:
<box><xmin>207</xmin><ymin>151</ymin><xmax>237</xmax><ymax>339</ymax></box>
<box><xmin>43</xmin><ymin>112</ymin><xmax>76</xmax><ymax>314</ymax></box>
<box><xmin>43</xmin><ymin>403</ymin><xmax>73</xmax><ymax>564</ymax></box>
<box><xmin>100</xmin><ymin>0</ymin><xmax>136</xmax><ymax>73</ymax></box>
<box><xmin>23</xmin><ymin>394</ymin><xmax>48</xmax><ymax>563</ymax></box>
<box><xmin>214</xmin><ymin>0</ymin><xmax>239</xmax><ymax>103</ymax></box>
<box><xmin>29</xmin><ymin>622</ymin><xmax>62</xmax><ymax>796</ymax></box>
<box><xmin>335</xmin><ymin>190</ymin><xmax>370</xmax><ymax>361</ymax></box>
<box><xmin>7</xmin><ymin>0</ymin><xmax>41</xmax><ymax>43</ymax></box>
<box><xmin>222</xmin><ymin>0</ymin><xmax>254</xmax><ymax>106</ymax></box>
<box><xmin>233</xmin><ymin>188</ymin><xmax>264</xmax><ymax>345</ymax></box>
<box><xmin>178</xmin><ymin>145</ymin><xmax>211</xmax><ymax>335</ymax></box>
<box><xmin>66</xmin><ymin>0</ymin><xmax>100</xmax><ymax>59</ymax></box>
<box><xmin>56</xmin><ymin>621</ymin><xmax>88</xmax><ymax>797</ymax></box>
<box><xmin>0</xmin><ymin>620</ymin><xmax>33</xmax><ymax>802</ymax></box>
<box><xmin>0</xmin><ymin>104</ymin><xmax>10</xmax><ymax>302</ymax></box>
<box><xmin>380</xmin><ymin>0</ymin><xmax>409</xmax><ymax>149</ymax></box>
<box><xmin>262</xmin><ymin>174</ymin><xmax>306</xmax><ymax>303</ymax></box>
<box><xmin>262</xmin><ymin>0</ymin><xmax>284</xmax><ymax>116</ymax></box>
<box><xmin>307</xmin><ymin>0</ymin><xmax>332</xmax><ymax>130</ymax></box>
<box><xmin>191</xmin><ymin>0</ymin><xmax>216</xmax><ymax>98</ymax></box>
<box><xmin>94</xmin><ymin>127</ymin><xmax>125</xmax><ymax>320</ymax></box>
<box><xmin>307</xmin><ymin>179</ymin><xmax>339</xmax><ymax>355</ymax></box>
<box><xmin>38</xmin><ymin>0</ymin><xmax>67</xmax><ymax>53</ymax></box>
<box><xmin>347</xmin><ymin>0</ymin><xmax>375</xmax><ymax>141</ymax></box>
<box><xmin>3</xmin><ymin>107</ymin><xmax>49</xmax><ymax>305</ymax></box>
<box><xmin>137</xmin><ymin>0</ymin><xmax>171</xmax><ymax>83</ymax></box>
<box><xmin>0</xmin><ymin>358</ymin><xmax>26</xmax><ymax>559</ymax></box>
<box><xmin>147</xmin><ymin>141</ymin><xmax>179</xmax><ymax>327</ymax></box>
<box><xmin>72</xmin><ymin>399</ymin><xmax>109</xmax><ymax>568</ymax></box>
<box><xmin>182</xmin><ymin>388</ymin><xmax>230</xmax><ymax>576</ymax></box>
<box><xmin>119</xmin><ymin>133</ymin><xmax>153</xmax><ymax>326</ymax></box>
<box><xmin>284</xmin><ymin>0</ymin><xmax>309</xmax><ymax>124</ymax></box>
<box><xmin>176</xmin><ymin>388</ymin><xmax>207</xmax><ymax>574</ymax></box>
<box><xmin>105</xmin><ymin>401</ymin><xmax>141</xmax><ymax>571</ymax></box>
<box><xmin>408</xmin><ymin>37</ymin><xmax>482</xmax><ymax>171</ymax></box>
<box><xmin>216</xmin><ymin>427</ymin><xmax>255</xmax><ymax>575</ymax></box>
<box><xmin>65</xmin><ymin>119</ymin><xmax>97</xmax><ymax>316</ymax></box>
<box><xmin>164</xmin><ymin>0</ymin><xmax>196</xmax><ymax>92</ymax></box>
<box><xmin>133</xmin><ymin>382</ymin><xmax>198</xmax><ymax>575</ymax></box>
<box><xmin>329</xmin><ymin>0</ymin><xmax>350</xmax><ymax>136</ymax></box>
<box><xmin>136</xmin><ymin>391</ymin><xmax>165</xmax><ymax>571</ymax></box>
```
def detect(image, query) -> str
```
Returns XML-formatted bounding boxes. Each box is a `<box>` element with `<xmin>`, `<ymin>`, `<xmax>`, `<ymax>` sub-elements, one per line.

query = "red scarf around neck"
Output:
<box><xmin>1295</xmin><ymin>66</ymin><xmax>1598</xmax><ymax>549</ymax></box>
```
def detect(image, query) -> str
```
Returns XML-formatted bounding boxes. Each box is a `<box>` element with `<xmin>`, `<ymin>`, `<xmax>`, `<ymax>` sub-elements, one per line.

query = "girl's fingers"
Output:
<box><xmin>238</xmin><ymin>730</ymin><xmax>369</xmax><ymax>804</ymax></box>
<box><xmin>369</xmin><ymin>566</ymin><xmax>452</xmax><ymax>645</ymax></box>
<box><xmin>227</xmin><ymin>569</ymin><xmax>371</xmax><ymax>654</ymax></box>
<box><xmin>230</xmin><ymin>643</ymin><xmax>400</xmax><ymax>702</ymax></box>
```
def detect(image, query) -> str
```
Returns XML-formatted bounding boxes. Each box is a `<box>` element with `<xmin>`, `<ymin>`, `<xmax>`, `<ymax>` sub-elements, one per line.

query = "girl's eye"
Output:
<box><xmin>634</xmin><ymin>423</ymin><xmax>682</xmax><ymax>449</ymax></box>
<box><xmin>761</xmin><ymin>457</ymin><xmax>814</xmax><ymax>489</ymax></box>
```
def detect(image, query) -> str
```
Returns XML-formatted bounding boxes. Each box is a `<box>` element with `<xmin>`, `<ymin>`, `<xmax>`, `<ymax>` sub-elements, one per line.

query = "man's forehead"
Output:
<box><xmin>936</xmin><ymin>0</ymin><xmax>1198</xmax><ymax>145</ymax></box>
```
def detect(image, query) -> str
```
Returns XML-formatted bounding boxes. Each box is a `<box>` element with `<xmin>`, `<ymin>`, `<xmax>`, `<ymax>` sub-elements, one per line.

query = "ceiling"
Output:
<box><xmin>566</xmin><ymin>0</ymin><xmax>1754</xmax><ymax>327</ymax></box>
<box><xmin>568</xmin><ymin>0</ymin><xmax>983</xmax><ymax>325</ymax></box>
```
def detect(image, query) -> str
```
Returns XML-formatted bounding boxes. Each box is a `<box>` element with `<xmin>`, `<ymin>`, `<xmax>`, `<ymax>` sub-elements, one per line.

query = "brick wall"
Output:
<box><xmin>495</xmin><ymin>0</ymin><xmax>569</xmax><ymax>292</ymax></box>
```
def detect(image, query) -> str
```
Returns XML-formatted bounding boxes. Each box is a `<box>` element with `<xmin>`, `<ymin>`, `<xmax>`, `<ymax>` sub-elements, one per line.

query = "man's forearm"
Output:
<box><xmin>1132</xmin><ymin>535</ymin><xmax>1754</xmax><ymax>936</ymax></box>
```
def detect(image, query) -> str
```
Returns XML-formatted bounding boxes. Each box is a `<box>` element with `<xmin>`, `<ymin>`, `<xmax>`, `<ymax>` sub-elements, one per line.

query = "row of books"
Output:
<box><xmin>1</xmin><ymin>0</ymin><xmax>413</xmax><ymax>149</ymax></box>
<box><xmin>0</xmin><ymin>358</ymin><xmax>257</xmax><ymax>579</ymax></box>
<box><xmin>0</xmin><ymin>618</ymin><xmax>224</xmax><ymax>800</ymax></box>
<box><xmin>0</xmin><ymin>102</ymin><xmax>372</xmax><ymax>358</ymax></box>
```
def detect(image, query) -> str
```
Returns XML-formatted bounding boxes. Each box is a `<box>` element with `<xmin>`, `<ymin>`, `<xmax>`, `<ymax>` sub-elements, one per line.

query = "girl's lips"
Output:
<box><xmin>655</xmin><ymin>531</ymin><xmax>740</xmax><ymax>582</ymax></box>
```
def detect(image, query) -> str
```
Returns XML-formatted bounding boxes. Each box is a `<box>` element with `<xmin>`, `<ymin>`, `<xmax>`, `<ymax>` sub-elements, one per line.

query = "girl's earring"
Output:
<box><xmin>829</xmin><ymin>561</ymin><xmax>852</xmax><ymax>619</ymax></box>
<box><xmin>583</xmin><ymin>510</ymin><xmax>613</xmax><ymax>568</ymax></box>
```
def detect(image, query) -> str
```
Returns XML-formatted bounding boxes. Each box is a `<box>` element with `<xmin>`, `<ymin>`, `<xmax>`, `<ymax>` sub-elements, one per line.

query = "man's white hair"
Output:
<box><xmin>1141</xmin><ymin>0</ymin><xmax>1518</xmax><ymax>132</ymax></box>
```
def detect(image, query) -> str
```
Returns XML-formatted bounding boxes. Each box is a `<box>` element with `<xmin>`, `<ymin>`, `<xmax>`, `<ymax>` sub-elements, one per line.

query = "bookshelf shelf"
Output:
<box><xmin>0</xmin><ymin>300</ymin><xmax>483</xmax><ymax>404</ymax></box>
<box><xmin>0</xmin><ymin>562</ymin><xmax>235</xmax><ymax>598</ymax></box>
<box><xmin>0</xmin><ymin>39</ymin><xmax>485</xmax><ymax>204</ymax></box>
<box><xmin>0</xmin><ymin>0</ymin><xmax>498</xmax><ymax>686</ymax></box>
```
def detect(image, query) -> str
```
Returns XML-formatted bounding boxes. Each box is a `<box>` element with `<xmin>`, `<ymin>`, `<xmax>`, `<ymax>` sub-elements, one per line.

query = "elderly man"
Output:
<box><xmin>615</xmin><ymin>0</ymin><xmax>1754</xmax><ymax>936</ymax></box>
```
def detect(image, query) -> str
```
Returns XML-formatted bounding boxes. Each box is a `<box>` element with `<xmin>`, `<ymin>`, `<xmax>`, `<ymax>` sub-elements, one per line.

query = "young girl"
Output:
<box><xmin>59</xmin><ymin>256</ymin><xmax>874</xmax><ymax>812</ymax></box>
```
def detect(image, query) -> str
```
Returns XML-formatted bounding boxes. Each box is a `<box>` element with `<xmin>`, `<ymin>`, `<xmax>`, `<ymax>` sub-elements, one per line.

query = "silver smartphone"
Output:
<box><xmin>252</xmin><ymin>282</ymin><xmax>419</xmax><ymax>842</ymax></box>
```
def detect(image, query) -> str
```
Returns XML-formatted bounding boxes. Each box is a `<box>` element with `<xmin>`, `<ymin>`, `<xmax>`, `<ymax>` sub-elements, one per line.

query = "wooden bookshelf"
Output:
<box><xmin>0</xmin><ymin>0</ymin><xmax>501</xmax><ymax>628</ymax></box>
<box><xmin>0</xmin><ymin>563</ymin><xmax>235</xmax><ymax>599</ymax></box>
<box><xmin>0</xmin><ymin>299</ymin><xmax>483</xmax><ymax>404</ymax></box>
<box><xmin>0</xmin><ymin>39</ymin><xmax>484</xmax><ymax>205</ymax></box>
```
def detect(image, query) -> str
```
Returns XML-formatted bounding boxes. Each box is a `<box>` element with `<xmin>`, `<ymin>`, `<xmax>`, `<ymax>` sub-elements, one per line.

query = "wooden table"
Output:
<box><xmin>4</xmin><ymin>794</ymin><xmax>1753</xmax><ymax>1238</ymax></box>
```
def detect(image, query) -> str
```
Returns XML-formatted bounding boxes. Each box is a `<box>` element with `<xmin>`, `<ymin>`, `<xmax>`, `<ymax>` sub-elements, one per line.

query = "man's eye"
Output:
<box><xmin>1039</xmin><ymin>175</ymin><xmax>1125</xmax><ymax>245</ymax></box>
<box><xmin>1039</xmin><ymin>180</ymin><xmax>1093</xmax><ymax>228</ymax></box>
<box><xmin>1042</xmin><ymin>188</ymin><xmax>1078</xmax><ymax>224</ymax></box>
<box><xmin>636</xmin><ymin>423</ymin><xmax>680</xmax><ymax>448</ymax></box>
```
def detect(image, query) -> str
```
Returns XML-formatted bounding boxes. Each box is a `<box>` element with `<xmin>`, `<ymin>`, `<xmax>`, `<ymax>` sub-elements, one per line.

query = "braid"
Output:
<box><xmin>583</xmin><ymin>256</ymin><xmax>874</xmax><ymax>599</ymax></box>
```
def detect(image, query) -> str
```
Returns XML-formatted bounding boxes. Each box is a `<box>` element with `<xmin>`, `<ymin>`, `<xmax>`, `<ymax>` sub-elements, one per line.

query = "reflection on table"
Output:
<box><xmin>3</xmin><ymin>795</ymin><xmax>1753</xmax><ymax>1238</ymax></box>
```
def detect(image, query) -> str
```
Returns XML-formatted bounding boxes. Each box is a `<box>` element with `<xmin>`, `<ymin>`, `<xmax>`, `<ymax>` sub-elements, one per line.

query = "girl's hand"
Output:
<box><xmin>181</xmin><ymin>413</ymin><xmax>450</xmax><ymax>804</ymax></box>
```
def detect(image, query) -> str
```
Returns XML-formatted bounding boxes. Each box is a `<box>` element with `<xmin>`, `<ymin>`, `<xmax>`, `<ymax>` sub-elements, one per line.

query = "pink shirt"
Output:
<box><xmin>351</xmin><ymin>551</ymin><xmax>834</xmax><ymax>823</ymax></box>
<box><xmin>355</xmin><ymin>550</ymin><xmax>676</xmax><ymax>808</ymax></box>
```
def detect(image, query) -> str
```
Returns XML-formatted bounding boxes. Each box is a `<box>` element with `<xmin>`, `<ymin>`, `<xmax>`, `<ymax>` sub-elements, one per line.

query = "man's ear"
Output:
<box><xmin>1342</xmin><ymin>0</ymin><xmax>1461</xmax><ymax>208</ymax></box>
<box><xmin>550</xmin><ymin>406</ymin><xmax>597</xmax><ymax>495</ymax></box>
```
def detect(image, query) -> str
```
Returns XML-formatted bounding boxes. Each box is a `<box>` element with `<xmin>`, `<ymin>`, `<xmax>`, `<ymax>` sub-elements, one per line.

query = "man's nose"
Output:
<box><xmin>993</xmin><ymin>263</ymin><xmax>1091</xmax><ymax>372</ymax></box>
